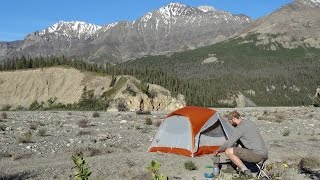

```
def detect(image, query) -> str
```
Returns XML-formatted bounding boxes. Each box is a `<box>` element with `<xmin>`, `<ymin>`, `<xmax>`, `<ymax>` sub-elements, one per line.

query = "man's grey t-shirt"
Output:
<box><xmin>219</xmin><ymin>119</ymin><xmax>268</xmax><ymax>157</ymax></box>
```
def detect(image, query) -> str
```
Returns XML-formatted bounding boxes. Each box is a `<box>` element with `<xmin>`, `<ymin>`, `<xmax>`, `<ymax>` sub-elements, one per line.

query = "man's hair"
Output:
<box><xmin>228</xmin><ymin>110</ymin><xmax>240</xmax><ymax>121</ymax></box>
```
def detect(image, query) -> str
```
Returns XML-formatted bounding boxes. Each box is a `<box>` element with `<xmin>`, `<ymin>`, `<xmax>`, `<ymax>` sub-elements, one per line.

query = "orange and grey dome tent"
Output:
<box><xmin>148</xmin><ymin>106</ymin><xmax>234</xmax><ymax>157</ymax></box>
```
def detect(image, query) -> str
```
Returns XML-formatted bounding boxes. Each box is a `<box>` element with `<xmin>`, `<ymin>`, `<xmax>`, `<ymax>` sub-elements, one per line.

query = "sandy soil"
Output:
<box><xmin>0</xmin><ymin>107</ymin><xmax>319</xmax><ymax>180</ymax></box>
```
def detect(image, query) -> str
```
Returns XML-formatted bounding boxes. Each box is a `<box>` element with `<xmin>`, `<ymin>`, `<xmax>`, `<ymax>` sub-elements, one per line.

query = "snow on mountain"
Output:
<box><xmin>39</xmin><ymin>21</ymin><xmax>102</xmax><ymax>38</ymax></box>
<box><xmin>310</xmin><ymin>0</ymin><xmax>320</xmax><ymax>5</ymax></box>
<box><xmin>101</xmin><ymin>22</ymin><xmax>118</xmax><ymax>32</ymax></box>
<box><xmin>158</xmin><ymin>3</ymin><xmax>197</xmax><ymax>18</ymax></box>
<box><xmin>198</xmin><ymin>5</ymin><xmax>215</xmax><ymax>12</ymax></box>
<box><xmin>299</xmin><ymin>0</ymin><xmax>320</xmax><ymax>7</ymax></box>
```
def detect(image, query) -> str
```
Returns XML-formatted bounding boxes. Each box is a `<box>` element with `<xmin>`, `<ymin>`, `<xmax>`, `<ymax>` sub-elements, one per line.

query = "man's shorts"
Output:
<box><xmin>233</xmin><ymin>147</ymin><xmax>267</xmax><ymax>163</ymax></box>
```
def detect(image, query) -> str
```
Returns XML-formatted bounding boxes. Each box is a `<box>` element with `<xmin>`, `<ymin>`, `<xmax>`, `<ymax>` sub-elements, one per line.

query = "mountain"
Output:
<box><xmin>115</xmin><ymin>0</ymin><xmax>320</xmax><ymax>107</ymax></box>
<box><xmin>239</xmin><ymin>0</ymin><xmax>320</xmax><ymax>50</ymax></box>
<box><xmin>0</xmin><ymin>3</ymin><xmax>252</xmax><ymax>63</ymax></box>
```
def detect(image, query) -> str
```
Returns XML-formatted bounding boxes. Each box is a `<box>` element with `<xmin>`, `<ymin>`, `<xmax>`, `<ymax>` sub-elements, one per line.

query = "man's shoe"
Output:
<box><xmin>221</xmin><ymin>164</ymin><xmax>237</xmax><ymax>174</ymax></box>
<box><xmin>239</xmin><ymin>169</ymin><xmax>253</xmax><ymax>179</ymax></box>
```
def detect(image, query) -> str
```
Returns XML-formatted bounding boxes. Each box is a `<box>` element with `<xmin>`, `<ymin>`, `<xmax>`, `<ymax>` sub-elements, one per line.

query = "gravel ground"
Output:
<box><xmin>0</xmin><ymin>107</ymin><xmax>319</xmax><ymax>180</ymax></box>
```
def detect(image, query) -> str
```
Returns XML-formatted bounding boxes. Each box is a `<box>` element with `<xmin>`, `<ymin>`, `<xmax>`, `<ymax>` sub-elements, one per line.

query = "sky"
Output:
<box><xmin>0</xmin><ymin>0</ymin><xmax>293</xmax><ymax>42</ymax></box>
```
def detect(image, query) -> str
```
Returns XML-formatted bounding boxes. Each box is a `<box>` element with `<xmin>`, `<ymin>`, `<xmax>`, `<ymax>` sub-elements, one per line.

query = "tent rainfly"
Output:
<box><xmin>148</xmin><ymin>106</ymin><xmax>234</xmax><ymax>157</ymax></box>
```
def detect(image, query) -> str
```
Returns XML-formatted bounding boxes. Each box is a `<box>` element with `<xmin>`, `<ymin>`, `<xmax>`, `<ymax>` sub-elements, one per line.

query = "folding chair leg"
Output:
<box><xmin>256</xmin><ymin>163</ymin><xmax>270</xmax><ymax>179</ymax></box>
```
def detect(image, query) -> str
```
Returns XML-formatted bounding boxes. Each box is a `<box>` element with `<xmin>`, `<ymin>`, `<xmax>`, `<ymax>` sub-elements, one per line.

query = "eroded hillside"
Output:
<box><xmin>0</xmin><ymin>67</ymin><xmax>185</xmax><ymax>111</ymax></box>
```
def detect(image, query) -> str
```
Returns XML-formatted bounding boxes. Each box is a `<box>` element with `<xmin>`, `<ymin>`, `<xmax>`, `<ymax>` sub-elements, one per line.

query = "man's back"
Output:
<box><xmin>237</xmin><ymin>120</ymin><xmax>268</xmax><ymax>157</ymax></box>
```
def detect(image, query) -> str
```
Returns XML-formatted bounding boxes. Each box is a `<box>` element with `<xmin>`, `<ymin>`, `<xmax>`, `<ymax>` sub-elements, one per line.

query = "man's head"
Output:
<box><xmin>228</xmin><ymin>110</ymin><xmax>242</xmax><ymax>126</ymax></box>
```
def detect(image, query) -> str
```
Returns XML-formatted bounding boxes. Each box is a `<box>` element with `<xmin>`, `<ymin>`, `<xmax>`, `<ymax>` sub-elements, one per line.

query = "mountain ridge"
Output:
<box><xmin>0</xmin><ymin>2</ymin><xmax>252</xmax><ymax>63</ymax></box>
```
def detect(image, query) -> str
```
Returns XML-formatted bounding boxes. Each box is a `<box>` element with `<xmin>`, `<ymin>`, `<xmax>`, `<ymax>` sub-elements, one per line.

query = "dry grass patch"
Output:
<box><xmin>37</xmin><ymin>128</ymin><xmax>47</xmax><ymax>136</ymax></box>
<box><xmin>78</xmin><ymin>119</ymin><xmax>89</xmax><ymax>128</ymax></box>
<box><xmin>16</xmin><ymin>131</ymin><xmax>33</xmax><ymax>143</ymax></box>
<box><xmin>73</xmin><ymin>147</ymin><xmax>103</xmax><ymax>157</ymax></box>
<box><xmin>11</xmin><ymin>153</ymin><xmax>33</xmax><ymax>161</ymax></box>
<box><xmin>299</xmin><ymin>157</ymin><xmax>320</xmax><ymax>171</ymax></box>
<box><xmin>77</xmin><ymin>130</ymin><xmax>91</xmax><ymax>136</ymax></box>
<box><xmin>145</xmin><ymin>117</ymin><xmax>152</xmax><ymax>125</ymax></box>
<box><xmin>29</xmin><ymin>122</ymin><xmax>38</xmax><ymax>130</ymax></box>
<box><xmin>92</xmin><ymin>111</ymin><xmax>100</xmax><ymax>118</ymax></box>
<box><xmin>0</xmin><ymin>112</ymin><xmax>7</xmax><ymax>119</ymax></box>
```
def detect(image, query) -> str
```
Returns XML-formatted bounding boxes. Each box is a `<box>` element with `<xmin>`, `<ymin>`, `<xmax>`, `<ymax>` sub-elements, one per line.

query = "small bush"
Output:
<box><xmin>184</xmin><ymin>161</ymin><xmax>197</xmax><ymax>171</ymax></box>
<box><xmin>282</xmin><ymin>129</ymin><xmax>290</xmax><ymax>136</ymax></box>
<box><xmin>299</xmin><ymin>157</ymin><xmax>320</xmax><ymax>171</ymax></box>
<box><xmin>71</xmin><ymin>153</ymin><xmax>92</xmax><ymax>180</ymax></box>
<box><xmin>136</xmin><ymin>110</ymin><xmax>151</xmax><ymax>115</ymax></box>
<box><xmin>0</xmin><ymin>112</ymin><xmax>7</xmax><ymax>119</ymax></box>
<box><xmin>135</xmin><ymin>125</ymin><xmax>142</xmax><ymax>130</ymax></box>
<box><xmin>0</xmin><ymin>124</ymin><xmax>6</xmax><ymax>131</ymax></box>
<box><xmin>77</xmin><ymin>130</ymin><xmax>91</xmax><ymax>136</ymax></box>
<box><xmin>15</xmin><ymin>105</ymin><xmax>25</xmax><ymax>111</ymax></box>
<box><xmin>17</xmin><ymin>131</ymin><xmax>33</xmax><ymax>143</ymax></box>
<box><xmin>78</xmin><ymin>119</ymin><xmax>89</xmax><ymax>128</ymax></box>
<box><xmin>1</xmin><ymin>105</ymin><xmax>11</xmax><ymax>111</ymax></box>
<box><xmin>118</xmin><ymin>101</ymin><xmax>129</xmax><ymax>112</ymax></box>
<box><xmin>11</xmin><ymin>153</ymin><xmax>32</xmax><ymax>161</ymax></box>
<box><xmin>145</xmin><ymin>118</ymin><xmax>152</xmax><ymax>125</ymax></box>
<box><xmin>92</xmin><ymin>112</ymin><xmax>100</xmax><ymax>118</ymax></box>
<box><xmin>87</xmin><ymin>147</ymin><xmax>102</xmax><ymax>157</ymax></box>
<box><xmin>147</xmin><ymin>160</ymin><xmax>167</xmax><ymax>180</ymax></box>
<box><xmin>37</xmin><ymin>128</ymin><xmax>47</xmax><ymax>136</ymax></box>
<box><xmin>126</xmin><ymin>158</ymin><xmax>136</xmax><ymax>167</ymax></box>
<box><xmin>29</xmin><ymin>123</ymin><xmax>38</xmax><ymax>130</ymax></box>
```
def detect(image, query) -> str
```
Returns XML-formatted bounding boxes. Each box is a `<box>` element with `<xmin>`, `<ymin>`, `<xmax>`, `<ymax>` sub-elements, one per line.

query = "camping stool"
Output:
<box><xmin>256</xmin><ymin>159</ymin><xmax>270</xmax><ymax>179</ymax></box>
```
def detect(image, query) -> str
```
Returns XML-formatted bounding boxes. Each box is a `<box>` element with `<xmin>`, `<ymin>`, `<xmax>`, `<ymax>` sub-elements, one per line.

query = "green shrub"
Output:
<box><xmin>71</xmin><ymin>153</ymin><xmax>92</xmax><ymax>180</ymax></box>
<box><xmin>145</xmin><ymin>118</ymin><xmax>152</xmax><ymax>125</ymax></box>
<box><xmin>117</xmin><ymin>101</ymin><xmax>129</xmax><ymax>111</ymax></box>
<box><xmin>78</xmin><ymin>119</ymin><xmax>89</xmax><ymax>128</ymax></box>
<box><xmin>282</xmin><ymin>129</ymin><xmax>290</xmax><ymax>136</ymax></box>
<box><xmin>17</xmin><ymin>131</ymin><xmax>33</xmax><ymax>143</ymax></box>
<box><xmin>136</xmin><ymin>110</ymin><xmax>151</xmax><ymax>115</ymax></box>
<box><xmin>0</xmin><ymin>112</ymin><xmax>7</xmax><ymax>119</ymax></box>
<box><xmin>1</xmin><ymin>105</ymin><xmax>11</xmax><ymax>111</ymax></box>
<box><xmin>147</xmin><ymin>160</ymin><xmax>167</xmax><ymax>180</ymax></box>
<box><xmin>29</xmin><ymin>100</ymin><xmax>43</xmax><ymax>110</ymax></box>
<box><xmin>184</xmin><ymin>160</ymin><xmax>197</xmax><ymax>171</ymax></box>
<box><xmin>29</xmin><ymin>123</ymin><xmax>38</xmax><ymax>130</ymax></box>
<box><xmin>299</xmin><ymin>157</ymin><xmax>320</xmax><ymax>171</ymax></box>
<box><xmin>37</xmin><ymin>128</ymin><xmax>47</xmax><ymax>136</ymax></box>
<box><xmin>92</xmin><ymin>112</ymin><xmax>100</xmax><ymax>118</ymax></box>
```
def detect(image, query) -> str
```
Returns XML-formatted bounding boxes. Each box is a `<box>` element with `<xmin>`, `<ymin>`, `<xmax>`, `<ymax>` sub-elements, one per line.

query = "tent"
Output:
<box><xmin>148</xmin><ymin>106</ymin><xmax>234</xmax><ymax>157</ymax></box>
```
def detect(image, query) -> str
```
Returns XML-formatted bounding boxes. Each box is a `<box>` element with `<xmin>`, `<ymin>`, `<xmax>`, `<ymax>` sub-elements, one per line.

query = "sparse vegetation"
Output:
<box><xmin>77</xmin><ymin>130</ymin><xmax>91</xmax><ymax>136</ymax></box>
<box><xmin>184</xmin><ymin>161</ymin><xmax>197</xmax><ymax>171</ymax></box>
<box><xmin>145</xmin><ymin>117</ymin><xmax>152</xmax><ymax>125</ymax></box>
<box><xmin>299</xmin><ymin>157</ymin><xmax>320</xmax><ymax>171</ymax></box>
<box><xmin>11</xmin><ymin>153</ymin><xmax>33</xmax><ymax>161</ymax></box>
<box><xmin>136</xmin><ymin>110</ymin><xmax>151</xmax><ymax>115</ymax></box>
<box><xmin>283</xmin><ymin>129</ymin><xmax>290</xmax><ymax>136</ymax></box>
<box><xmin>37</xmin><ymin>128</ymin><xmax>47</xmax><ymax>136</ymax></box>
<box><xmin>1</xmin><ymin>105</ymin><xmax>11</xmax><ymax>111</ymax></box>
<box><xmin>92</xmin><ymin>111</ymin><xmax>100</xmax><ymax>118</ymax></box>
<box><xmin>0</xmin><ymin>124</ymin><xmax>6</xmax><ymax>131</ymax></box>
<box><xmin>17</xmin><ymin>131</ymin><xmax>33</xmax><ymax>143</ymax></box>
<box><xmin>1</xmin><ymin>112</ymin><xmax>7</xmax><ymax>119</ymax></box>
<box><xmin>147</xmin><ymin>160</ymin><xmax>167</xmax><ymax>180</ymax></box>
<box><xmin>29</xmin><ymin>123</ymin><xmax>38</xmax><ymax>130</ymax></box>
<box><xmin>71</xmin><ymin>153</ymin><xmax>92</xmax><ymax>180</ymax></box>
<box><xmin>78</xmin><ymin>119</ymin><xmax>89</xmax><ymax>128</ymax></box>
<box><xmin>117</xmin><ymin>100</ymin><xmax>129</xmax><ymax>111</ymax></box>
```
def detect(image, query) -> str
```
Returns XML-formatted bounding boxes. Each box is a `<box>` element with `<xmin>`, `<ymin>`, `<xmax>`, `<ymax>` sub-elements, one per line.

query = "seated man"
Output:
<box><xmin>214</xmin><ymin>111</ymin><xmax>268</xmax><ymax>178</ymax></box>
